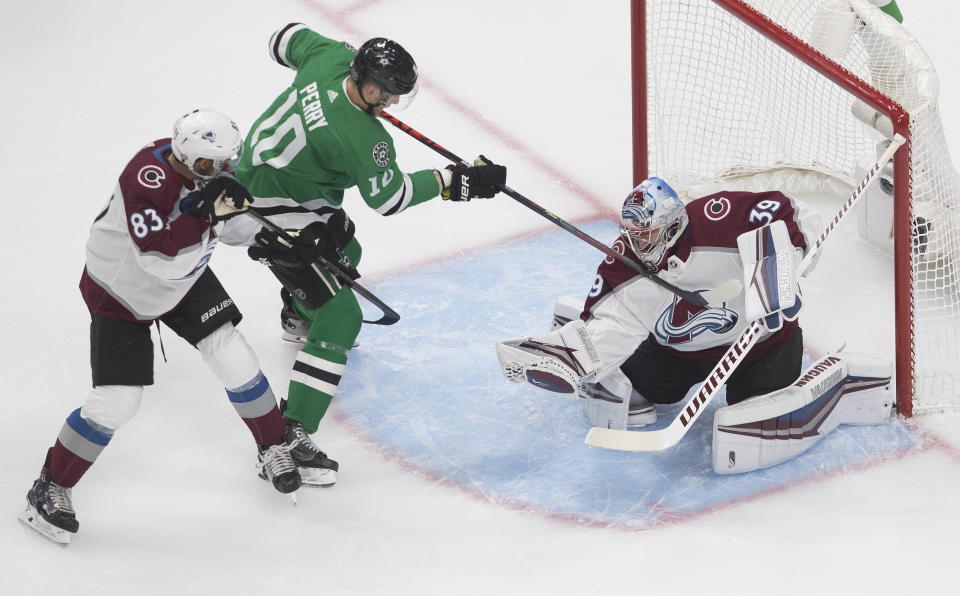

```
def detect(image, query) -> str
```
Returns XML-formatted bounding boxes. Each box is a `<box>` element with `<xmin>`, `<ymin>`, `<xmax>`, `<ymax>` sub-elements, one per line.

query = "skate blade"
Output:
<box><xmin>280</xmin><ymin>331</ymin><xmax>307</xmax><ymax>344</ymax></box>
<box><xmin>299</xmin><ymin>467</ymin><xmax>336</xmax><ymax>487</ymax></box>
<box><xmin>627</xmin><ymin>409</ymin><xmax>657</xmax><ymax>428</ymax></box>
<box><xmin>18</xmin><ymin>506</ymin><xmax>71</xmax><ymax>545</ymax></box>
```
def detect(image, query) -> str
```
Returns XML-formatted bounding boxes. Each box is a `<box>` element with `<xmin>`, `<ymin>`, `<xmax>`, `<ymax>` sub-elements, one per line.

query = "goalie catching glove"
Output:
<box><xmin>495</xmin><ymin>319</ymin><xmax>602</xmax><ymax>394</ymax></box>
<box><xmin>440</xmin><ymin>155</ymin><xmax>507</xmax><ymax>201</ymax></box>
<box><xmin>180</xmin><ymin>176</ymin><xmax>253</xmax><ymax>223</ymax></box>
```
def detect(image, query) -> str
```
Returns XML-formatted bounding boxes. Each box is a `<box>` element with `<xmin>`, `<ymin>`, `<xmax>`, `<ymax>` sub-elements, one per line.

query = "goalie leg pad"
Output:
<box><xmin>712</xmin><ymin>352</ymin><xmax>893</xmax><ymax>474</ymax></box>
<box><xmin>495</xmin><ymin>319</ymin><xmax>602</xmax><ymax>394</ymax></box>
<box><xmin>580</xmin><ymin>370</ymin><xmax>657</xmax><ymax>430</ymax></box>
<box><xmin>551</xmin><ymin>296</ymin><xmax>585</xmax><ymax>330</ymax></box>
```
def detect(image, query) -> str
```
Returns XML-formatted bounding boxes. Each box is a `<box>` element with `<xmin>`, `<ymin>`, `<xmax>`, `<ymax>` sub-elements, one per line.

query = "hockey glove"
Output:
<box><xmin>441</xmin><ymin>155</ymin><xmax>507</xmax><ymax>201</ymax></box>
<box><xmin>180</xmin><ymin>176</ymin><xmax>253</xmax><ymax>223</ymax></box>
<box><xmin>249</xmin><ymin>217</ymin><xmax>360</xmax><ymax>279</ymax></box>
<box><xmin>248</xmin><ymin>238</ymin><xmax>345</xmax><ymax>311</ymax></box>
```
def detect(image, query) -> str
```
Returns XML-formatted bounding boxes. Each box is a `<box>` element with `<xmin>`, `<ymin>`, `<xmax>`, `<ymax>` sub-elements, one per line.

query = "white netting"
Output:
<box><xmin>643</xmin><ymin>0</ymin><xmax>960</xmax><ymax>414</ymax></box>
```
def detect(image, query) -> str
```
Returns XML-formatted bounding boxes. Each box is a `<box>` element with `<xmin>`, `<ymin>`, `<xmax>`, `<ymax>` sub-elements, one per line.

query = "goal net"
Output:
<box><xmin>634</xmin><ymin>0</ymin><xmax>960</xmax><ymax>415</ymax></box>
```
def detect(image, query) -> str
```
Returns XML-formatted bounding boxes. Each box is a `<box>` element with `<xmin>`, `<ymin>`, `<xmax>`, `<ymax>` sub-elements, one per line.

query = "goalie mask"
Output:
<box><xmin>620</xmin><ymin>177</ymin><xmax>688</xmax><ymax>270</ymax></box>
<box><xmin>171</xmin><ymin>109</ymin><xmax>243</xmax><ymax>180</ymax></box>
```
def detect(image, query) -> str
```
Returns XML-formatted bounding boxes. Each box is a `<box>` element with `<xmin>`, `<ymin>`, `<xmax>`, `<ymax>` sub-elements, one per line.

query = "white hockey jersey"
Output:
<box><xmin>582</xmin><ymin>190</ymin><xmax>822</xmax><ymax>381</ymax></box>
<box><xmin>79</xmin><ymin>139</ymin><xmax>218</xmax><ymax>322</ymax></box>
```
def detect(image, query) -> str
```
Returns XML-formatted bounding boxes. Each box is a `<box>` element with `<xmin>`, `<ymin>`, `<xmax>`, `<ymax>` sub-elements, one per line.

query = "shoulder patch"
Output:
<box><xmin>372</xmin><ymin>141</ymin><xmax>390</xmax><ymax>168</ymax></box>
<box><xmin>137</xmin><ymin>165</ymin><xmax>166</xmax><ymax>189</ymax></box>
<box><xmin>702</xmin><ymin>196</ymin><xmax>731</xmax><ymax>221</ymax></box>
<box><xmin>604</xmin><ymin>237</ymin><xmax>628</xmax><ymax>265</ymax></box>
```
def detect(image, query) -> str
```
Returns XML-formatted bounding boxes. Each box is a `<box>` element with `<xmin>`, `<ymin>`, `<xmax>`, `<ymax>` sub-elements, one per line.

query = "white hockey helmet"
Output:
<box><xmin>619</xmin><ymin>177</ymin><xmax>688</xmax><ymax>269</ymax></box>
<box><xmin>171</xmin><ymin>109</ymin><xmax>243</xmax><ymax>180</ymax></box>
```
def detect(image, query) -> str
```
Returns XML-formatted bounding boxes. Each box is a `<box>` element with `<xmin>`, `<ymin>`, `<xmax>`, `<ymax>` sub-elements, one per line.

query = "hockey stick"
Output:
<box><xmin>585</xmin><ymin>134</ymin><xmax>907</xmax><ymax>452</ymax></box>
<box><xmin>244</xmin><ymin>209</ymin><xmax>400</xmax><ymax>326</ymax></box>
<box><xmin>379</xmin><ymin>112</ymin><xmax>741</xmax><ymax>308</ymax></box>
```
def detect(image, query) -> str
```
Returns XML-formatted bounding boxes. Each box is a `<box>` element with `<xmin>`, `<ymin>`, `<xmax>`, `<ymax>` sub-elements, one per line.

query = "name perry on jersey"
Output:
<box><xmin>300</xmin><ymin>81</ymin><xmax>328</xmax><ymax>130</ymax></box>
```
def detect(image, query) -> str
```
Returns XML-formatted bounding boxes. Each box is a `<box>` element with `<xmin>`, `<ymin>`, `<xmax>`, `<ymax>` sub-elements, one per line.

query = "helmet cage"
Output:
<box><xmin>619</xmin><ymin>177</ymin><xmax>688</xmax><ymax>269</ymax></box>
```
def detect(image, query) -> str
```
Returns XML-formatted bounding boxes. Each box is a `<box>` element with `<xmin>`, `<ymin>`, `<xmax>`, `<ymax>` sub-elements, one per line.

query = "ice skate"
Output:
<box><xmin>18</xmin><ymin>471</ymin><xmax>79</xmax><ymax>545</ymax></box>
<box><xmin>283</xmin><ymin>418</ymin><xmax>339</xmax><ymax>487</ymax></box>
<box><xmin>280</xmin><ymin>305</ymin><xmax>311</xmax><ymax>344</ymax></box>
<box><xmin>257</xmin><ymin>440</ymin><xmax>302</xmax><ymax>495</ymax></box>
<box><xmin>628</xmin><ymin>397</ymin><xmax>657</xmax><ymax>427</ymax></box>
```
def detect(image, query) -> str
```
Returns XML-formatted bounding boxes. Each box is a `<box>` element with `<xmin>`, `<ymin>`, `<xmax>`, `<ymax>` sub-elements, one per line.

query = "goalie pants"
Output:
<box><xmin>282</xmin><ymin>237</ymin><xmax>364</xmax><ymax>434</ymax></box>
<box><xmin>621</xmin><ymin>326</ymin><xmax>803</xmax><ymax>406</ymax></box>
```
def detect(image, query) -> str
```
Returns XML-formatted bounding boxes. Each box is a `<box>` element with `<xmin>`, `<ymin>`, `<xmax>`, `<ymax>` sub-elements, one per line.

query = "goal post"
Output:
<box><xmin>631</xmin><ymin>0</ymin><xmax>960</xmax><ymax>417</ymax></box>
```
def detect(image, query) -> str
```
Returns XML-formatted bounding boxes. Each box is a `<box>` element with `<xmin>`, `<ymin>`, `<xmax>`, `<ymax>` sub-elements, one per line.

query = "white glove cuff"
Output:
<box><xmin>437</xmin><ymin>168</ymin><xmax>453</xmax><ymax>190</ymax></box>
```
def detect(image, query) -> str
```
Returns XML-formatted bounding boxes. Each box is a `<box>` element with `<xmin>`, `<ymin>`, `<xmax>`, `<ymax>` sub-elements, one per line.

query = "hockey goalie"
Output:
<box><xmin>496</xmin><ymin>177</ymin><xmax>894</xmax><ymax>473</ymax></box>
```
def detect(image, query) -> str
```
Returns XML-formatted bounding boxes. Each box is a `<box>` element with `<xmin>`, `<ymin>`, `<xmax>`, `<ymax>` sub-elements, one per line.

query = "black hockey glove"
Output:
<box><xmin>248</xmin><ymin>214</ymin><xmax>359</xmax><ymax>279</ymax></box>
<box><xmin>442</xmin><ymin>155</ymin><xmax>507</xmax><ymax>201</ymax></box>
<box><xmin>180</xmin><ymin>176</ymin><xmax>253</xmax><ymax>223</ymax></box>
<box><xmin>247</xmin><ymin>215</ymin><xmax>359</xmax><ymax>311</ymax></box>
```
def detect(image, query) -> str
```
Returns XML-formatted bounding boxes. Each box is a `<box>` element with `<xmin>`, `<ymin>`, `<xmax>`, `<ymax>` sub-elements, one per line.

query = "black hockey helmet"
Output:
<box><xmin>350</xmin><ymin>37</ymin><xmax>418</xmax><ymax>95</ymax></box>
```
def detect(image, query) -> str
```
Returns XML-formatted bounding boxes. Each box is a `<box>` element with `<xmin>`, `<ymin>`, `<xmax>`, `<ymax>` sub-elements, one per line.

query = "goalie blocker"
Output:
<box><xmin>712</xmin><ymin>352</ymin><xmax>893</xmax><ymax>474</ymax></box>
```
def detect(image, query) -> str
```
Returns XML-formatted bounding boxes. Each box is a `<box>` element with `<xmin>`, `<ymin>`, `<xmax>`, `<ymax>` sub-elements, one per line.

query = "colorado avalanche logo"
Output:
<box><xmin>622</xmin><ymin>190</ymin><xmax>656</xmax><ymax>227</ymax></box>
<box><xmin>201</xmin><ymin>130</ymin><xmax>217</xmax><ymax>143</ymax></box>
<box><xmin>603</xmin><ymin>237</ymin><xmax>627</xmax><ymax>265</ymax></box>
<box><xmin>137</xmin><ymin>165</ymin><xmax>165</xmax><ymax>189</ymax></box>
<box><xmin>653</xmin><ymin>294</ymin><xmax>738</xmax><ymax>345</ymax></box>
<box><xmin>703</xmin><ymin>196</ymin><xmax>731</xmax><ymax>221</ymax></box>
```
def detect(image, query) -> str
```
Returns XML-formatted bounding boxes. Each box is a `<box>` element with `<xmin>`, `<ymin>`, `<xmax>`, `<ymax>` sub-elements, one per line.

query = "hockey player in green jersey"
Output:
<box><xmin>221</xmin><ymin>24</ymin><xmax>507</xmax><ymax>487</ymax></box>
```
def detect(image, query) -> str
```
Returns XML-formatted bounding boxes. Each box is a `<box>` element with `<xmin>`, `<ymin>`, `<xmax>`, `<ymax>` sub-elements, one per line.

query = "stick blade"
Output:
<box><xmin>700</xmin><ymin>279</ymin><xmax>743</xmax><ymax>306</ymax></box>
<box><xmin>584</xmin><ymin>425</ymin><xmax>682</xmax><ymax>452</ymax></box>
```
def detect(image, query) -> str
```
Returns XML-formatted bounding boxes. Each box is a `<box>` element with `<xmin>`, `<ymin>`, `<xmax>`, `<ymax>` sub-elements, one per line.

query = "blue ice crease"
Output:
<box><xmin>336</xmin><ymin>220</ymin><xmax>919</xmax><ymax>528</ymax></box>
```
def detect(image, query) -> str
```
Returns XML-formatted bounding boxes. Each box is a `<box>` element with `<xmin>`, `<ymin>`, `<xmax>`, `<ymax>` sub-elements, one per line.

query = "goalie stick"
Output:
<box><xmin>244</xmin><ymin>209</ymin><xmax>401</xmax><ymax>326</ymax></box>
<box><xmin>585</xmin><ymin>134</ymin><xmax>907</xmax><ymax>452</ymax></box>
<box><xmin>379</xmin><ymin>112</ymin><xmax>742</xmax><ymax>308</ymax></box>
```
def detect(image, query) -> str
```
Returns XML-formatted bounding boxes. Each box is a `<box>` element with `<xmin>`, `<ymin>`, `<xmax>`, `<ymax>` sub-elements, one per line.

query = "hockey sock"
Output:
<box><xmin>226</xmin><ymin>371</ymin><xmax>286</xmax><ymax>447</ymax></box>
<box><xmin>284</xmin><ymin>282</ymin><xmax>362</xmax><ymax>433</ymax></box>
<box><xmin>286</xmin><ymin>348</ymin><xmax>343</xmax><ymax>434</ymax></box>
<box><xmin>45</xmin><ymin>409</ymin><xmax>113</xmax><ymax>488</ymax></box>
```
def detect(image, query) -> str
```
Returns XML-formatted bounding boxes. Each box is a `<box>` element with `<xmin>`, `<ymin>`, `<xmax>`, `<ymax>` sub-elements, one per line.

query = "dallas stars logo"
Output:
<box><xmin>372</xmin><ymin>141</ymin><xmax>390</xmax><ymax>167</ymax></box>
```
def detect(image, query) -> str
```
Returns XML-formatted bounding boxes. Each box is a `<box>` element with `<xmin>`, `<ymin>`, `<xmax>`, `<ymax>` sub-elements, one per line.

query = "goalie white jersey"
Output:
<box><xmin>582</xmin><ymin>190</ymin><xmax>822</xmax><ymax>380</ymax></box>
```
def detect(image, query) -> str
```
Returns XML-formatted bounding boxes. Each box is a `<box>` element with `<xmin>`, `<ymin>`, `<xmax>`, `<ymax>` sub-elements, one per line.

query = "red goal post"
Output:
<box><xmin>631</xmin><ymin>0</ymin><xmax>960</xmax><ymax>417</ymax></box>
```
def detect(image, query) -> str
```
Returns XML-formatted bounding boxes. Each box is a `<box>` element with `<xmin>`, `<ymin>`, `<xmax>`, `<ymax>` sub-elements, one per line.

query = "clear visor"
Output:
<box><xmin>193</xmin><ymin>148</ymin><xmax>241</xmax><ymax>180</ymax></box>
<box><xmin>377</xmin><ymin>80</ymin><xmax>419</xmax><ymax>111</ymax></box>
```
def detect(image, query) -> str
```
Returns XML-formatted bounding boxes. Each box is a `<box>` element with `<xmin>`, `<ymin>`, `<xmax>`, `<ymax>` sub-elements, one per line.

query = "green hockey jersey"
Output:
<box><xmin>235</xmin><ymin>24</ymin><xmax>439</xmax><ymax>220</ymax></box>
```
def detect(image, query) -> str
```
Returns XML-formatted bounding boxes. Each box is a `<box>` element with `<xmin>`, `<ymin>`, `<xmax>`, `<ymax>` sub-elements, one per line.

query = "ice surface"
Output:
<box><xmin>3</xmin><ymin>1</ymin><xmax>960</xmax><ymax>595</ymax></box>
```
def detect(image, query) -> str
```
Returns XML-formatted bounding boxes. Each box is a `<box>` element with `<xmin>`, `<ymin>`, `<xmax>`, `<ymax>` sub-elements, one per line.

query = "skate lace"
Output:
<box><xmin>48</xmin><ymin>484</ymin><xmax>75</xmax><ymax>515</ymax></box>
<box><xmin>261</xmin><ymin>441</ymin><xmax>299</xmax><ymax>477</ymax></box>
<box><xmin>290</xmin><ymin>423</ymin><xmax>324</xmax><ymax>456</ymax></box>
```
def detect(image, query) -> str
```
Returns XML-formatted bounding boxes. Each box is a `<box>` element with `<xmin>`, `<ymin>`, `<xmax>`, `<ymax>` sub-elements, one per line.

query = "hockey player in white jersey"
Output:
<box><xmin>497</xmin><ymin>177</ymin><xmax>893</xmax><ymax>472</ymax></box>
<box><xmin>19</xmin><ymin>110</ymin><xmax>301</xmax><ymax>545</ymax></box>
